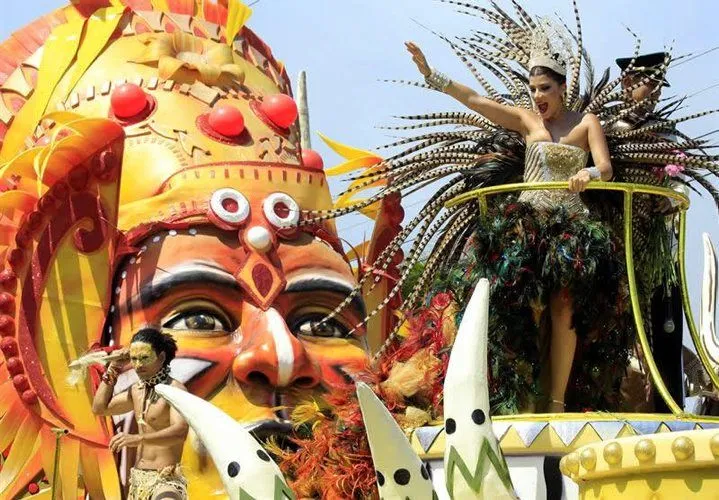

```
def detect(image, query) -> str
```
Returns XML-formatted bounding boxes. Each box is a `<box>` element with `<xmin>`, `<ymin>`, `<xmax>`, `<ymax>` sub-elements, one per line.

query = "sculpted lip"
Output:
<box><xmin>246</xmin><ymin>419</ymin><xmax>296</xmax><ymax>451</ymax></box>
<box><xmin>245</xmin><ymin>419</ymin><xmax>293</xmax><ymax>437</ymax></box>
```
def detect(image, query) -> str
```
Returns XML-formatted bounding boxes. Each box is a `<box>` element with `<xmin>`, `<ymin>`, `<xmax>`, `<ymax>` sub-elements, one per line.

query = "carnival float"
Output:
<box><xmin>0</xmin><ymin>0</ymin><xmax>717</xmax><ymax>499</ymax></box>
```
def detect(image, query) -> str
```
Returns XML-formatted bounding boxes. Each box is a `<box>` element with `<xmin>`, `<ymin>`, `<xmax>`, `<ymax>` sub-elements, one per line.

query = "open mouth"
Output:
<box><xmin>247</xmin><ymin>419</ymin><xmax>297</xmax><ymax>451</ymax></box>
<box><xmin>245</xmin><ymin>419</ymin><xmax>294</xmax><ymax>438</ymax></box>
<box><xmin>244</xmin><ymin>392</ymin><xmax>301</xmax><ymax>450</ymax></box>
<box><xmin>537</xmin><ymin>103</ymin><xmax>549</xmax><ymax>114</ymax></box>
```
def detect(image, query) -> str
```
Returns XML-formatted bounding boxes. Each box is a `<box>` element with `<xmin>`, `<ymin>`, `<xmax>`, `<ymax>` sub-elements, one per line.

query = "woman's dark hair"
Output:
<box><xmin>529</xmin><ymin>65</ymin><xmax>566</xmax><ymax>85</ymax></box>
<box><xmin>131</xmin><ymin>328</ymin><xmax>178</xmax><ymax>366</ymax></box>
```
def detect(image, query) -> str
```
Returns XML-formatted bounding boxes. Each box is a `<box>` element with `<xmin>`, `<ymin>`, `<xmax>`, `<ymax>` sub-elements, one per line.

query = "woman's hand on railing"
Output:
<box><xmin>568</xmin><ymin>169</ymin><xmax>592</xmax><ymax>193</ymax></box>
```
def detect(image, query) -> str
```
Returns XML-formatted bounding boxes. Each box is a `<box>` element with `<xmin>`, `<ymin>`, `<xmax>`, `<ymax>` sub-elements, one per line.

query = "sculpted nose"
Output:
<box><xmin>232</xmin><ymin>304</ymin><xmax>321</xmax><ymax>389</ymax></box>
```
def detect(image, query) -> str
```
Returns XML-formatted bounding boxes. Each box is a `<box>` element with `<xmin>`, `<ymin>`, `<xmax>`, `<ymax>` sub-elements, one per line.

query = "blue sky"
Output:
<box><xmin>2</xmin><ymin>0</ymin><xmax>718</xmax><ymax>348</ymax></box>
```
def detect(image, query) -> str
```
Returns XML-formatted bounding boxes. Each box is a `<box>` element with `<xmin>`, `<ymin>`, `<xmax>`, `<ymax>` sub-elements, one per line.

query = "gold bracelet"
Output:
<box><xmin>425</xmin><ymin>68</ymin><xmax>452</xmax><ymax>92</ymax></box>
<box><xmin>102</xmin><ymin>367</ymin><xmax>118</xmax><ymax>385</ymax></box>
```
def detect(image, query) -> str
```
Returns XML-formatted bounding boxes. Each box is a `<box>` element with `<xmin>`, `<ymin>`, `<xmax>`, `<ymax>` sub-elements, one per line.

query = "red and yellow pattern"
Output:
<box><xmin>0</xmin><ymin>1</ymin><xmax>398</xmax><ymax>497</ymax></box>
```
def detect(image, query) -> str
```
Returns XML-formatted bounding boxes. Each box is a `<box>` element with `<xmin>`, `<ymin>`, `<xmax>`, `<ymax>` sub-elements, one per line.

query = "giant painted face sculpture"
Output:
<box><xmin>0</xmin><ymin>2</ymin><xmax>370</xmax><ymax>498</ymax></box>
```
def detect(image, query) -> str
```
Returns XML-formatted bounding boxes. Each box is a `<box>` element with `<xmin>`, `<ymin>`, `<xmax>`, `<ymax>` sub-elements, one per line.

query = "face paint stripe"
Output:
<box><xmin>266</xmin><ymin>308</ymin><xmax>295</xmax><ymax>386</ymax></box>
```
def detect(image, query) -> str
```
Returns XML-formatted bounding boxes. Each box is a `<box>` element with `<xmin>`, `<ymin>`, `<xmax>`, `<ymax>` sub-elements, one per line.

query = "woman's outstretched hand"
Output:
<box><xmin>405</xmin><ymin>41</ymin><xmax>431</xmax><ymax>77</ymax></box>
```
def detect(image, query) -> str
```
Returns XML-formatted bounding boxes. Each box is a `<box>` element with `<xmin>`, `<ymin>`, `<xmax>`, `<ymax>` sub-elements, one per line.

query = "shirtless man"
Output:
<box><xmin>92</xmin><ymin>328</ymin><xmax>189</xmax><ymax>499</ymax></box>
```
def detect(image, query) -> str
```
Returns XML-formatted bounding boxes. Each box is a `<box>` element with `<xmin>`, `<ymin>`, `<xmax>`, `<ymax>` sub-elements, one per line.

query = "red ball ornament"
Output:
<box><xmin>111</xmin><ymin>83</ymin><xmax>148</xmax><ymax>119</ymax></box>
<box><xmin>0</xmin><ymin>337</ymin><xmax>17</xmax><ymax>356</ymax></box>
<box><xmin>0</xmin><ymin>269</ymin><xmax>16</xmax><ymax>289</ymax></box>
<box><xmin>21</xmin><ymin>390</ymin><xmax>38</xmax><ymax>405</ymax></box>
<box><xmin>0</xmin><ymin>315</ymin><xmax>14</xmax><ymax>336</ymax></box>
<box><xmin>208</xmin><ymin>105</ymin><xmax>245</xmax><ymax>137</ymax></box>
<box><xmin>301</xmin><ymin>149</ymin><xmax>324</xmax><ymax>170</ymax></box>
<box><xmin>6</xmin><ymin>357</ymin><xmax>22</xmax><ymax>375</ymax></box>
<box><xmin>28</xmin><ymin>483</ymin><xmax>40</xmax><ymax>495</ymax></box>
<box><xmin>260</xmin><ymin>94</ymin><xmax>298</xmax><ymax>129</ymax></box>
<box><xmin>0</xmin><ymin>292</ymin><xmax>15</xmax><ymax>314</ymax></box>
<box><xmin>12</xmin><ymin>374</ymin><xmax>29</xmax><ymax>392</ymax></box>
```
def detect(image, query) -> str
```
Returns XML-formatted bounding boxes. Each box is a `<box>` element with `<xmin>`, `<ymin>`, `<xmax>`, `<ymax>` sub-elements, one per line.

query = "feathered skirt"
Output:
<box><xmin>439</xmin><ymin>198</ymin><xmax>634</xmax><ymax>414</ymax></box>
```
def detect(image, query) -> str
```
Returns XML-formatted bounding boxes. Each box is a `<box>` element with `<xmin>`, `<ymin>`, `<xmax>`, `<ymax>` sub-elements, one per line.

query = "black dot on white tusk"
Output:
<box><xmin>394</xmin><ymin>468</ymin><xmax>411</xmax><ymax>485</ymax></box>
<box><xmin>472</xmin><ymin>409</ymin><xmax>486</xmax><ymax>425</ymax></box>
<box><xmin>227</xmin><ymin>461</ymin><xmax>240</xmax><ymax>478</ymax></box>
<box><xmin>377</xmin><ymin>470</ymin><xmax>385</xmax><ymax>486</ymax></box>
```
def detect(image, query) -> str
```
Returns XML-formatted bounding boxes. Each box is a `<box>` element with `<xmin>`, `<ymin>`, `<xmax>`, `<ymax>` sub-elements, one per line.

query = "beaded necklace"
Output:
<box><xmin>136</xmin><ymin>365</ymin><xmax>171</xmax><ymax>427</ymax></box>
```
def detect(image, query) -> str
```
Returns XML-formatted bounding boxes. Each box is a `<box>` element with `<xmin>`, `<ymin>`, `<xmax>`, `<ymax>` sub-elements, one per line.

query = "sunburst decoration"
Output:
<box><xmin>0</xmin><ymin>1</ymin><xmax>258</xmax><ymax>498</ymax></box>
<box><xmin>0</xmin><ymin>113</ymin><xmax>125</xmax><ymax>499</ymax></box>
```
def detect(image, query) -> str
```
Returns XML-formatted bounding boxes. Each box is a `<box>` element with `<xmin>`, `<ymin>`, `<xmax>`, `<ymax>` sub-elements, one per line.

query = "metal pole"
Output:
<box><xmin>51</xmin><ymin>428</ymin><xmax>68</xmax><ymax>499</ymax></box>
<box><xmin>623</xmin><ymin>190</ymin><xmax>682</xmax><ymax>414</ymax></box>
<box><xmin>297</xmin><ymin>70</ymin><xmax>311</xmax><ymax>151</ymax></box>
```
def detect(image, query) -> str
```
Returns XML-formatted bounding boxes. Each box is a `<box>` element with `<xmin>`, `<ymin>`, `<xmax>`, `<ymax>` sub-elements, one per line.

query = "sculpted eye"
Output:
<box><xmin>290</xmin><ymin>314</ymin><xmax>350</xmax><ymax>338</ymax></box>
<box><xmin>163</xmin><ymin>310</ymin><xmax>231</xmax><ymax>332</ymax></box>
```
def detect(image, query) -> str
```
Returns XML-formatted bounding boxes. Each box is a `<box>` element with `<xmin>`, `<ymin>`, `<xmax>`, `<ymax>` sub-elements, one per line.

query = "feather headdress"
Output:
<box><xmin>528</xmin><ymin>18</ymin><xmax>572</xmax><ymax>76</ymax></box>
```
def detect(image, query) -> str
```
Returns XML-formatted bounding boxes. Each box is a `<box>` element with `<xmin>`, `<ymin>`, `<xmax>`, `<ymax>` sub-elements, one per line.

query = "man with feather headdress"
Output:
<box><xmin>614</xmin><ymin>51</ymin><xmax>687</xmax><ymax>413</ymax></box>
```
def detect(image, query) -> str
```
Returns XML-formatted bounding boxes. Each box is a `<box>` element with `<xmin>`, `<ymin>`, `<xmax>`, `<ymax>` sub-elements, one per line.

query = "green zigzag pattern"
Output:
<box><xmin>239</xmin><ymin>476</ymin><xmax>296</xmax><ymax>500</ymax></box>
<box><xmin>445</xmin><ymin>438</ymin><xmax>514</xmax><ymax>498</ymax></box>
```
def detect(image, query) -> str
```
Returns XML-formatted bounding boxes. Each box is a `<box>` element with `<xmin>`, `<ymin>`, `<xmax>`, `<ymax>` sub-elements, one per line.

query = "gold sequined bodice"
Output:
<box><xmin>518</xmin><ymin>142</ymin><xmax>589</xmax><ymax>213</ymax></box>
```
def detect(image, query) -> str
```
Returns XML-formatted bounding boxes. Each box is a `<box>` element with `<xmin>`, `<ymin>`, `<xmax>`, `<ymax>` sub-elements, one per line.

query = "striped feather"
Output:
<box><xmin>685</xmin><ymin>170</ymin><xmax>719</xmax><ymax>211</ymax></box>
<box><xmin>0</xmin><ymin>11</ymin><xmax>67</xmax><ymax>85</ymax></box>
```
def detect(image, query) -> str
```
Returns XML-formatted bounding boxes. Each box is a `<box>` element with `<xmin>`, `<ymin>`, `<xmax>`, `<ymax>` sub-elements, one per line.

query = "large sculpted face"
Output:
<box><xmin>112</xmin><ymin>227</ymin><xmax>369</xmax><ymax>419</ymax></box>
<box><xmin>111</xmin><ymin>227</ymin><xmax>369</xmax><ymax>490</ymax></box>
<box><xmin>85</xmin><ymin>11</ymin><xmax>371</xmax><ymax>491</ymax></box>
<box><xmin>0</xmin><ymin>3</ymin><xmax>373</xmax><ymax>497</ymax></box>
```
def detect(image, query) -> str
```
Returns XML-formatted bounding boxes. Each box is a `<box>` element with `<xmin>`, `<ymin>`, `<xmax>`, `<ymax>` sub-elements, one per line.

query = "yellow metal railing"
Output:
<box><xmin>446</xmin><ymin>181</ymin><xmax>719</xmax><ymax>416</ymax></box>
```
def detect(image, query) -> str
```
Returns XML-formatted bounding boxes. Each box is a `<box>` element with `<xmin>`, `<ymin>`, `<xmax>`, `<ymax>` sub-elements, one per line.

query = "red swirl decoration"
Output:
<box><xmin>17</xmin><ymin>191</ymin><xmax>110</xmax><ymax>425</ymax></box>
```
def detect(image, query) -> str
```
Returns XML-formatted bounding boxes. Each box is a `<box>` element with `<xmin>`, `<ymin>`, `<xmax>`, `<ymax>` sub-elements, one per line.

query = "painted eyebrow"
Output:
<box><xmin>124</xmin><ymin>263</ymin><xmax>241</xmax><ymax>310</ymax></box>
<box><xmin>122</xmin><ymin>265</ymin><xmax>367</xmax><ymax>317</ymax></box>
<box><xmin>285</xmin><ymin>276</ymin><xmax>367</xmax><ymax>318</ymax></box>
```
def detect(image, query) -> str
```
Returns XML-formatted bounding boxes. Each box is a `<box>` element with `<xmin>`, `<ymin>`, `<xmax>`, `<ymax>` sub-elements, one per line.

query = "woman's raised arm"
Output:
<box><xmin>406</xmin><ymin>41</ymin><xmax>531</xmax><ymax>135</ymax></box>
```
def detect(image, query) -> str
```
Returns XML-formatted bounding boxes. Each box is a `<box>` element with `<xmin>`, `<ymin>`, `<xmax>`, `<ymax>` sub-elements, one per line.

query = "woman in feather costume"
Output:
<box><xmin>405</xmin><ymin>28</ymin><xmax>615</xmax><ymax>414</ymax></box>
<box><xmin>300</xmin><ymin>0</ymin><xmax>719</xmax><ymax>415</ymax></box>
